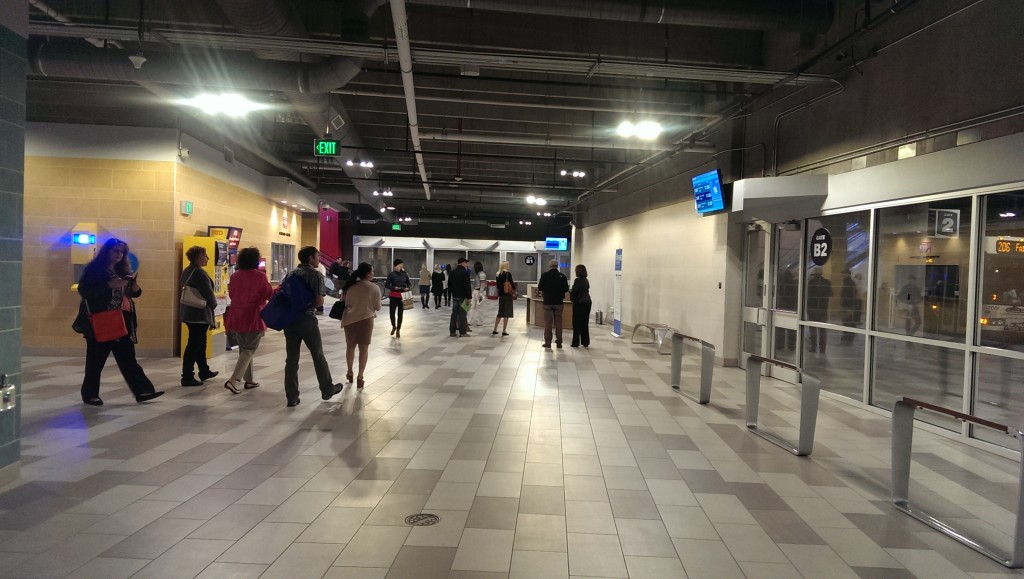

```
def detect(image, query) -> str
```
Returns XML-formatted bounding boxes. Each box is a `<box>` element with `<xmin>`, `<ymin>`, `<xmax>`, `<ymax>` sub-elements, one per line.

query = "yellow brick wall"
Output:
<box><xmin>22</xmin><ymin>158</ymin><xmax>302</xmax><ymax>356</ymax></box>
<box><xmin>22</xmin><ymin>157</ymin><xmax>177</xmax><ymax>355</ymax></box>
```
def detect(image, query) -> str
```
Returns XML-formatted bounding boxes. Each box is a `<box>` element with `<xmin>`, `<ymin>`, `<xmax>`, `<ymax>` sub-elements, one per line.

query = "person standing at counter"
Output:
<box><xmin>449</xmin><ymin>257</ymin><xmax>472</xmax><ymax>337</ymax></box>
<box><xmin>537</xmin><ymin>259</ymin><xmax>570</xmax><ymax>349</ymax></box>
<box><xmin>73</xmin><ymin>238</ymin><xmax>164</xmax><ymax>405</ymax></box>
<box><xmin>569</xmin><ymin>264</ymin><xmax>592</xmax><ymax>348</ymax></box>
<box><xmin>180</xmin><ymin>246</ymin><xmax>219</xmax><ymax>387</ymax></box>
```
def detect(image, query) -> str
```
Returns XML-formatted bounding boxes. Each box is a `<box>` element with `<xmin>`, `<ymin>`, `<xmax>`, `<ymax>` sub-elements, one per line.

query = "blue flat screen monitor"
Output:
<box><xmin>692</xmin><ymin>169</ymin><xmax>726</xmax><ymax>215</ymax></box>
<box><xmin>545</xmin><ymin>237</ymin><xmax>568</xmax><ymax>251</ymax></box>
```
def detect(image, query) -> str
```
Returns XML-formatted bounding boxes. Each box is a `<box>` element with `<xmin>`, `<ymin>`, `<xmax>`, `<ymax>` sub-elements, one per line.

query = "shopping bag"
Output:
<box><xmin>460</xmin><ymin>298</ymin><xmax>472</xmax><ymax>313</ymax></box>
<box><xmin>89</xmin><ymin>308</ymin><xmax>128</xmax><ymax>342</ymax></box>
<box><xmin>402</xmin><ymin>290</ymin><xmax>414</xmax><ymax>310</ymax></box>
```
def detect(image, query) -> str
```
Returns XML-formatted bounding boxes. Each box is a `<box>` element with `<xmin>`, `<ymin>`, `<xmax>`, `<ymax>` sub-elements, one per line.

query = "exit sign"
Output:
<box><xmin>180</xmin><ymin>200</ymin><xmax>193</xmax><ymax>215</ymax></box>
<box><xmin>314</xmin><ymin>139</ymin><xmax>339</xmax><ymax>156</ymax></box>
<box><xmin>391</xmin><ymin>223</ymin><xmax>402</xmax><ymax>231</ymax></box>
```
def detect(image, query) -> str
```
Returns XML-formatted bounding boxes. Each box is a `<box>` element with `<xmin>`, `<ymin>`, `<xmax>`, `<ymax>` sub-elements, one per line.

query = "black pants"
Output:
<box><xmin>420</xmin><ymin>286</ymin><xmax>430</xmax><ymax>308</ymax></box>
<box><xmin>283</xmin><ymin>314</ymin><xmax>335</xmax><ymax>402</ymax></box>
<box><xmin>450</xmin><ymin>297</ymin><xmax>468</xmax><ymax>335</ymax></box>
<box><xmin>444</xmin><ymin>288</ymin><xmax>451</xmax><ymax>306</ymax></box>
<box><xmin>433</xmin><ymin>292</ymin><xmax>442</xmax><ymax>308</ymax></box>
<box><xmin>182</xmin><ymin>322</ymin><xmax>211</xmax><ymax>379</ymax></box>
<box><xmin>82</xmin><ymin>337</ymin><xmax>156</xmax><ymax>401</ymax></box>
<box><xmin>571</xmin><ymin>301</ymin><xmax>592</xmax><ymax>347</ymax></box>
<box><xmin>389</xmin><ymin>297</ymin><xmax>404</xmax><ymax>330</ymax></box>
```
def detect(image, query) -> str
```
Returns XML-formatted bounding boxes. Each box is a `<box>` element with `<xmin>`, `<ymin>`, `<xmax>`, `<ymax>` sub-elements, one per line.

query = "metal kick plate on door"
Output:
<box><xmin>0</xmin><ymin>375</ymin><xmax>14</xmax><ymax>412</ymax></box>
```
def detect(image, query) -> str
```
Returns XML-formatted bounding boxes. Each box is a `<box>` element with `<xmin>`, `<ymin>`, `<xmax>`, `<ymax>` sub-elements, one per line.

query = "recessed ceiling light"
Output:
<box><xmin>178</xmin><ymin>93</ymin><xmax>269</xmax><ymax>117</ymax></box>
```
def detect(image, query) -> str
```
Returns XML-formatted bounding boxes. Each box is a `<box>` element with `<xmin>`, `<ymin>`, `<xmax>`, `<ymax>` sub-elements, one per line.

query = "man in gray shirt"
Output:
<box><xmin>282</xmin><ymin>246</ymin><xmax>342</xmax><ymax>406</ymax></box>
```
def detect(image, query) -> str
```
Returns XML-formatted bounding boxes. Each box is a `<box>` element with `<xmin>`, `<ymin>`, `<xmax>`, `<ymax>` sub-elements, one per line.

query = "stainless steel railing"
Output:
<box><xmin>745</xmin><ymin>355</ymin><xmax>820</xmax><ymax>456</ymax></box>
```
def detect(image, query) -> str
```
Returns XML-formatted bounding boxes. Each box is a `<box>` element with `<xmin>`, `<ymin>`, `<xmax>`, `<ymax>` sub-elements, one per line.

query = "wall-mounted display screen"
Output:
<box><xmin>692</xmin><ymin>170</ymin><xmax>726</xmax><ymax>215</ymax></box>
<box><xmin>545</xmin><ymin>237</ymin><xmax>568</xmax><ymax>251</ymax></box>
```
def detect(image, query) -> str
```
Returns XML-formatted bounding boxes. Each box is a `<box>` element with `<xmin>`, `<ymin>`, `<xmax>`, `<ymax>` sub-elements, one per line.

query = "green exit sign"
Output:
<box><xmin>313</xmin><ymin>139</ymin><xmax>339</xmax><ymax>156</ymax></box>
<box><xmin>392</xmin><ymin>223</ymin><xmax>402</xmax><ymax>231</ymax></box>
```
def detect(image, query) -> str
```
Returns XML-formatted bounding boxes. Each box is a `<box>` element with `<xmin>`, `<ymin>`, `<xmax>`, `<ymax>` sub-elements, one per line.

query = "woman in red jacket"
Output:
<box><xmin>223</xmin><ymin>247</ymin><xmax>274</xmax><ymax>393</ymax></box>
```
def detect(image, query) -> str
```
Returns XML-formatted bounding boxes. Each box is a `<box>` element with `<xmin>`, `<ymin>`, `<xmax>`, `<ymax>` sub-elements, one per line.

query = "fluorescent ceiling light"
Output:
<box><xmin>617</xmin><ymin>120</ymin><xmax>662</xmax><ymax>140</ymax></box>
<box><xmin>526</xmin><ymin>195</ymin><xmax>536</xmax><ymax>203</ymax></box>
<box><xmin>535</xmin><ymin>198</ymin><xmax>547</xmax><ymax>205</ymax></box>
<box><xmin>178</xmin><ymin>93</ymin><xmax>269</xmax><ymax>117</ymax></box>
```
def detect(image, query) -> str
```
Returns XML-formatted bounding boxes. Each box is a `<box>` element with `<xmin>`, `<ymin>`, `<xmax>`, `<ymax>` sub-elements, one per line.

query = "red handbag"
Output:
<box><xmin>86</xmin><ymin>302</ymin><xmax>128</xmax><ymax>342</ymax></box>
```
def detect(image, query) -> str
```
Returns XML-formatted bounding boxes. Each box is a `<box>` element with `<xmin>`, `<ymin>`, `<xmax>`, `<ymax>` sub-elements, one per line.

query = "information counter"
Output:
<box><xmin>524</xmin><ymin>284</ymin><xmax>574</xmax><ymax>330</ymax></box>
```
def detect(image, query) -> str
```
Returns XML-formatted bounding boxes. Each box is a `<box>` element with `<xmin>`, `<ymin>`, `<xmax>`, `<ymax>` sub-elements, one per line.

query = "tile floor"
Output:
<box><xmin>2</xmin><ymin>298</ymin><xmax>1023</xmax><ymax>578</ymax></box>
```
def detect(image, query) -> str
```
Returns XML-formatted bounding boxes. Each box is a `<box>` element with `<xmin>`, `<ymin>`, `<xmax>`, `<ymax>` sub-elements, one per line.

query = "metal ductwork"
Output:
<box><xmin>405</xmin><ymin>0</ymin><xmax>835</xmax><ymax>34</ymax></box>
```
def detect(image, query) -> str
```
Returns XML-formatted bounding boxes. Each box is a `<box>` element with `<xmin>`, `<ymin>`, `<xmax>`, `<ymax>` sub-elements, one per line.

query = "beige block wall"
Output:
<box><xmin>22</xmin><ymin>157</ymin><xmax>177</xmax><ymax>355</ymax></box>
<box><xmin>23</xmin><ymin>158</ymin><xmax>301</xmax><ymax>357</ymax></box>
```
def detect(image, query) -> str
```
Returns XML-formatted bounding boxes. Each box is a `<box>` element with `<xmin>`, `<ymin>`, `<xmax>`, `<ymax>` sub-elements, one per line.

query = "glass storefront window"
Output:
<box><xmin>506</xmin><ymin>252</ymin><xmax>539</xmax><ymax>284</ymax></box>
<box><xmin>358</xmin><ymin>247</ymin><xmax>392</xmax><ymax>284</ymax></box>
<box><xmin>434</xmin><ymin>250</ymin><xmax>466</xmax><ymax>272</ymax></box>
<box><xmin>978</xmin><ymin>192</ymin><xmax>1024</xmax><ymax>351</ymax></box>
<box><xmin>804</xmin><ymin>211</ymin><xmax>870</xmax><ymax>328</ymax></box>
<box><xmin>973</xmin><ymin>352</ymin><xmax>1024</xmax><ymax>449</ymax></box>
<box><xmin>468</xmin><ymin>251</ymin><xmax>500</xmax><ymax>282</ymax></box>
<box><xmin>394</xmin><ymin>249</ymin><xmax>428</xmax><ymax>286</ymax></box>
<box><xmin>744</xmin><ymin>229</ymin><xmax>765</xmax><ymax>308</ymax></box>
<box><xmin>872</xmin><ymin>337</ymin><xmax>964</xmax><ymax>431</ymax></box>
<box><xmin>774</xmin><ymin>225</ymin><xmax>801</xmax><ymax>313</ymax></box>
<box><xmin>874</xmin><ymin>198</ymin><xmax>970</xmax><ymax>341</ymax></box>
<box><xmin>802</xmin><ymin>329</ymin><xmax>864</xmax><ymax>401</ymax></box>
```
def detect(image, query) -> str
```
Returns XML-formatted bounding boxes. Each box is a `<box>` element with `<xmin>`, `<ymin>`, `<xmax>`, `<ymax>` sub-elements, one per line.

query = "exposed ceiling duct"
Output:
<box><xmin>389</xmin><ymin>0</ymin><xmax>432</xmax><ymax>201</ymax></box>
<box><xmin>404</xmin><ymin>0</ymin><xmax>835</xmax><ymax>33</ymax></box>
<box><xmin>417</xmin><ymin>131</ymin><xmax>718</xmax><ymax>153</ymax></box>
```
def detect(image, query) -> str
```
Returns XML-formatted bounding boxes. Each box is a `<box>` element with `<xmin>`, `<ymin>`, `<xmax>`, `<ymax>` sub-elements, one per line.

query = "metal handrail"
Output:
<box><xmin>669</xmin><ymin>332</ymin><xmax>715</xmax><ymax>404</ymax></box>
<box><xmin>891</xmin><ymin>397</ymin><xmax>1024</xmax><ymax>568</ymax></box>
<box><xmin>745</xmin><ymin>355</ymin><xmax>820</xmax><ymax>456</ymax></box>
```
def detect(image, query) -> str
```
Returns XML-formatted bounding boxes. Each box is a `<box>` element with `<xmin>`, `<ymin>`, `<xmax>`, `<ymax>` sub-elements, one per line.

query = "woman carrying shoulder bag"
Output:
<box><xmin>72</xmin><ymin>238</ymin><xmax>164</xmax><ymax>406</ymax></box>
<box><xmin>492</xmin><ymin>260</ymin><xmax>516</xmax><ymax>336</ymax></box>
<box><xmin>180</xmin><ymin>246</ymin><xmax>219</xmax><ymax>387</ymax></box>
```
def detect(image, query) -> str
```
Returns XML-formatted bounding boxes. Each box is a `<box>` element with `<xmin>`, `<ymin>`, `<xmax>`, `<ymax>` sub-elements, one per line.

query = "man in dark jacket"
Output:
<box><xmin>448</xmin><ymin>257</ymin><xmax>473</xmax><ymax>337</ymax></box>
<box><xmin>537</xmin><ymin>259</ymin><xmax>570</xmax><ymax>348</ymax></box>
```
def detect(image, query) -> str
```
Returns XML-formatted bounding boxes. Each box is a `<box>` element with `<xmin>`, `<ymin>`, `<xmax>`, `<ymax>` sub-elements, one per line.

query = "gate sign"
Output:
<box><xmin>524</xmin><ymin>255</ymin><xmax>536</xmax><ymax>266</ymax></box>
<box><xmin>933</xmin><ymin>209</ymin><xmax>960</xmax><ymax>238</ymax></box>
<box><xmin>810</xmin><ymin>228</ymin><xmax>832</xmax><ymax>266</ymax></box>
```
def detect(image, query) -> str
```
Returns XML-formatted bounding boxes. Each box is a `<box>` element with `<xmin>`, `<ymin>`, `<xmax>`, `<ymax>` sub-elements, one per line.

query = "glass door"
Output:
<box><xmin>769</xmin><ymin>223</ymin><xmax>802</xmax><ymax>383</ymax></box>
<box><xmin>741</xmin><ymin>226</ymin><xmax>768</xmax><ymax>369</ymax></box>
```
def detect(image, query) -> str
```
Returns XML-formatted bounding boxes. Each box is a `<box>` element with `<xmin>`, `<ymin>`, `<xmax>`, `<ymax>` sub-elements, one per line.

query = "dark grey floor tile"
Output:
<box><xmin>852</xmin><ymin>567</ymin><xmax>917</xmax><ymax>579</ymax></box>
<box><xmin>845</xmin><ymin>512</ymin><xmax>932</xmax><ymax>549</ymax></box>
<box><xmin>749</xmin><ymin>509</ymin><xmax>825</xmax><ymax>544</ymax></box>
<box><xmin>128</xmin><ymin>461</ymin><xmax>205</xmax><ymax>486</ymax></box>
<box><xmin>679</xmin><ymin>469</ymin><xmax>730</xmax><ymax>494</ymax></box>
<box><xmin>657</xmin><ymin>434</ymin><xmax>698</xmax><ymax>451</ymax></box>
<box><xmin>387</xmin><ymin>545</ymin><xmax>457</xmax><ymax>579</ymax></box>
<box><xmin>451</xmin><ymin>442</ymin><xmax>492</xmax><ymax>461</ymax></box>
<box><xmin>394</xmin><ymin>424</ymin><xmax>437</xmax><ymax>441</ymax></box>
<box><xmin>209</xmin><ymin>464</ymin><xmax>282</xmax><ymax>490</ymax></box>
<box><xmin>357</xmin><ymin>458</ymin><xmax>413</xmax><ymax>481</ymax></box>
<box><xmin>469</xmin><ymin>414</ymin><xmax>502</xmax><ymax>428</ymax></box>
<box><xmin>729</xmin><ymin>482</ymin><xmax>791</xmax><ymax>511</ymax></box>
<box><xmin>460</xmin><ymin>427</ymin><xmax>498</xmax><ymax>444</ymax></box>
<box><xmin>390</xmin><ymin>469</ymin><xmax>444</xmax><ymax>495</ymax></box>
<box><xmin>466</xmin><ymin>496</ymin><xmax>519</xmax><ymax>530</ymax></box>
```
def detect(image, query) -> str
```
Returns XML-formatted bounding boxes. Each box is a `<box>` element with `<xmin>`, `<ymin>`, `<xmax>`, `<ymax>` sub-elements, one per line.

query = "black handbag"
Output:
<box><xmin>329</xmin><ymin>300</ymin><xmax>346</xmax><ymax>320</ymax></box>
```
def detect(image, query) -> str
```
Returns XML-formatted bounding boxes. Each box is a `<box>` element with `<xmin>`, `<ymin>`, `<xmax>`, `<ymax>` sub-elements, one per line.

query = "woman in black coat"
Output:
<box><xmin>72</xmin><ymin>238</ymin><xmax>164</xmax><ymax>406</ymax></box>
<box><xmin>180</xmin><ymin>245</ymin><xmax>219</xmax><ymax>386</ymax></box>
<box><xmin>430</xmin><ymin>264</ymin><xmax>445</xmax><ymax>309</ymax></box>
<box><xmin>570</xmin><ymin>264</ymin><xmax>592</xmax><ymax>348</ymax></box>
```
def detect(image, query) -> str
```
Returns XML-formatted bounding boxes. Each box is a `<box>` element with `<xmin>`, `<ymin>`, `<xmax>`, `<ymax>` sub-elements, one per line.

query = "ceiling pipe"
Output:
<box><xmin>28</xmin><ymin>0</ymin><xmax>120</xmax><ymax>49</ymax></box>
<box><xmin>405</xmin><ymin>0</ymin><xmax>834</xmax><ymax>34</ymax></box>
<box><xmin>332</xmin><ymin>88</ymin><xmax>716</xmax><ymax>118</ymax></box>
<box><xmin>418</xmin><ymin>131</ymin><xmax>718</xmax><ymax>153</ymax></box>
<box><xmin>389</xmin><ymin>0</ymin><xmax>432</xmax><ymax>201</ymax></box>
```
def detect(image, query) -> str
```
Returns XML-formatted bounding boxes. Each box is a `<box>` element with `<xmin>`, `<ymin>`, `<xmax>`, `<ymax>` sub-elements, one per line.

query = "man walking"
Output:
<box><xmin>449</xmin><ymin>257</ymin><xmax>473</xmax><ymax>337</ymax></box>
<box><xmin>282</xmin><ymin>246</ymin><xmax>343</xmax><ymax>406</ymax></box>
<box><xmin>537</xmin><ymin>259</ymin><xmax>570</xmax><ymax>348</ymax></box>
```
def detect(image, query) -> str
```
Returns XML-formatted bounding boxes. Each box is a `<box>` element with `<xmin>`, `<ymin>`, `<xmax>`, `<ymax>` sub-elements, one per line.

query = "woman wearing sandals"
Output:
<box><xmin>492</xmin><ymin>260</ymin><xmax>516</xmax><ymax>336</ymax></box>
<box><xmin>341</xmin><ymin>262</ymin><xmax>381</xmax><ymax>390</ymax></box>
<box><xmin>223</xmin><ymin>247</ymin><xmax>274</xmax><ymax>394</ymax></box>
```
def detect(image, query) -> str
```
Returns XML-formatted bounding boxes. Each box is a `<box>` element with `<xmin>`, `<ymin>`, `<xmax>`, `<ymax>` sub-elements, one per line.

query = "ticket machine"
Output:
<box><xmin>70</xmin><ymin>222</ymin><xmax>97</xmax><ymax>289</ymax></box>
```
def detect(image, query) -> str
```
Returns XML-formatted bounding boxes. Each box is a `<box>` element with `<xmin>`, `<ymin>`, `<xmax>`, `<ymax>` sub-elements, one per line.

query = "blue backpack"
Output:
<box><xmin>261</xmin><ymin>272</ymin><xmax>315</xmax><ymax>331</ymax></box>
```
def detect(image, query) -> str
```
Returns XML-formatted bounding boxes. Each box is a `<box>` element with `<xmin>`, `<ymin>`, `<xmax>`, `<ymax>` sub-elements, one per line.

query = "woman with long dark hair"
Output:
<box><xmin>72</xmin><ymin>238</ymin><xmax>164</xmax><ymax>405</ymax></box>
<box><xmin>570</xmin><ymin>264</ymin><xmax>592</xmax><ymax>348</ymax></box>
<box><xmin>384</xmin><ymin>259</ymin><xmax>411</xmax><ymax>338</ymax></box>
<box><xmin>180</xmin><ymin>246</ymin><xmax>219</xmax><ymax>386</ymax></box>
<box><xmin>223</xmin><ymin>247</ymin><xmax>273</xmax><ymax>393</ymax></box>
<box><xmin>341</xmin><ymin>262</ymin><xmax>381</xmax><ymax>390</ymax></box>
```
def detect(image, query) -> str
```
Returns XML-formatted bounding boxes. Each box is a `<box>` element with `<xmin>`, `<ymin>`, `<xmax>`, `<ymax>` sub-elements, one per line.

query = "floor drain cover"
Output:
<box><xmin>405</xmin><ymin>513</ymin><xmax>441</xmax><ymax>526</ymax></box>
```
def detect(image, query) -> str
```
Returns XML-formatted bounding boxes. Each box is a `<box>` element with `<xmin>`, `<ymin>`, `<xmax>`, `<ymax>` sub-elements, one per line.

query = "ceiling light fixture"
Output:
<box><xmin>526</xmin><ymin>195</ymin><xmax>536</xmax><ymax>203</ymax></box>
<box><xmin>373</xmin><ymin>189</ymin><xmax>380</xmax><ymax>196</ymax></box>
<box><xmin>560</xmin><ymin>170</ymin><xmax>567</xmax><ymax>176</ymax></box>
<box><xmin>178</xmin><ymin>93</ymin><xmax>270</xmax><ymax>117</ymax></box>
<box><xmin>617</xmin><ymin>120</ymin><xmax>662</xmax><ymax>140</ymax></box>
<box><xmin>1000</xmin><ymin>212</ymin><xmax>1016</xmax><ymax>218</ymax></box>
<box><xmin>385</xmin><ymin>205</ymin><xmax>395</xmax><ymax>211</ymax></box>
<box><xmin>535</xmin><ymin>198</ymin><xmax>547</xmax><ymax>206</ymax></box>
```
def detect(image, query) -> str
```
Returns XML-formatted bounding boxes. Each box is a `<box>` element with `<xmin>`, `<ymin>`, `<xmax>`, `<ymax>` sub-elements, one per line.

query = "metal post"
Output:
<box><xmin>796</xmin><ymin>373</ymin><xmax>821</xmax><ymax>456</ymax></box>
<box><xmin>745</xmin><ymin>357</ymin><xmax>762</xmax><ymax>428</ymax></box>
<box><xmin>698</xmin><ymin>341</ymin><xmax>715</xmax><ymax>404</ymax></box>
<box><xmin>670</xmin><ymin>333</ymin><xmax>683</xmax><ymax>390</ymax></box>
<box><xmin>890</xmin><ymin>399</ymin><xmax>915</xmax><ymax>505</ymax></box>
<box><xmin>1013</xmin><ymin>431</ymin><xmax>1024</xmax><ymax>568</ymax></box>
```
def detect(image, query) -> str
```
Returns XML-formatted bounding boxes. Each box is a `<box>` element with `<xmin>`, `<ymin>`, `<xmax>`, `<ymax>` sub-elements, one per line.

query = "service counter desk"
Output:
<box><xmin>524</xmin><ymin>284</ymin><xmax>574</xmax><ymax>330</ymax></box>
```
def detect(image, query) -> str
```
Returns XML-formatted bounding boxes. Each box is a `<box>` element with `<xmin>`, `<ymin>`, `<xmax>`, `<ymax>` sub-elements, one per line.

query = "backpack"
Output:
<box><xmin>261</xmin><ymin>272</ymin><xmax>315</xmax><ymax>331</ymax></box>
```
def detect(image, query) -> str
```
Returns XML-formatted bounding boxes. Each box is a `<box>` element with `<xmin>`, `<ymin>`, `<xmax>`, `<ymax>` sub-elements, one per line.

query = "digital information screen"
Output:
<box><xmin>692</xmin><ymin>170</ymin><xmax>725</xmax><ymax>214</ymax></box>
<box><xmin>545</xmin><ymin>237</ymin><xmax>568</xmax><ymax>251</ymax></box>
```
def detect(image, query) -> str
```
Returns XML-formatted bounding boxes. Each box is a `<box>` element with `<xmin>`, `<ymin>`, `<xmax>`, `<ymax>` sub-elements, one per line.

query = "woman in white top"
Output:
<box><xmin>341</xmin><ymin>262</ymin><xmax>382</xmax><ymax>390</ymax></box>
<box><xmin>468</xmin><ymin>261</ymin><xmax>487</xmax><ymax>326</ymax></box>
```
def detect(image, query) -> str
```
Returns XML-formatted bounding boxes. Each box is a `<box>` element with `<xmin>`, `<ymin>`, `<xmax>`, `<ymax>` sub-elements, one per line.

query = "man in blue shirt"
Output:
<box><xmin>282</xmin><ymin>246</ymin><xmax>342</xmax><ymax>406</ymax></box>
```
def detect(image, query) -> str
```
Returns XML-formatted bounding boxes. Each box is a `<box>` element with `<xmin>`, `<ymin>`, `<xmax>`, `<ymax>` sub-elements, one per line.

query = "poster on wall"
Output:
<box><xmin>612</xmin><ymin>248</ymin><xmax>623</xmax><ymax>338</ymax></box>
